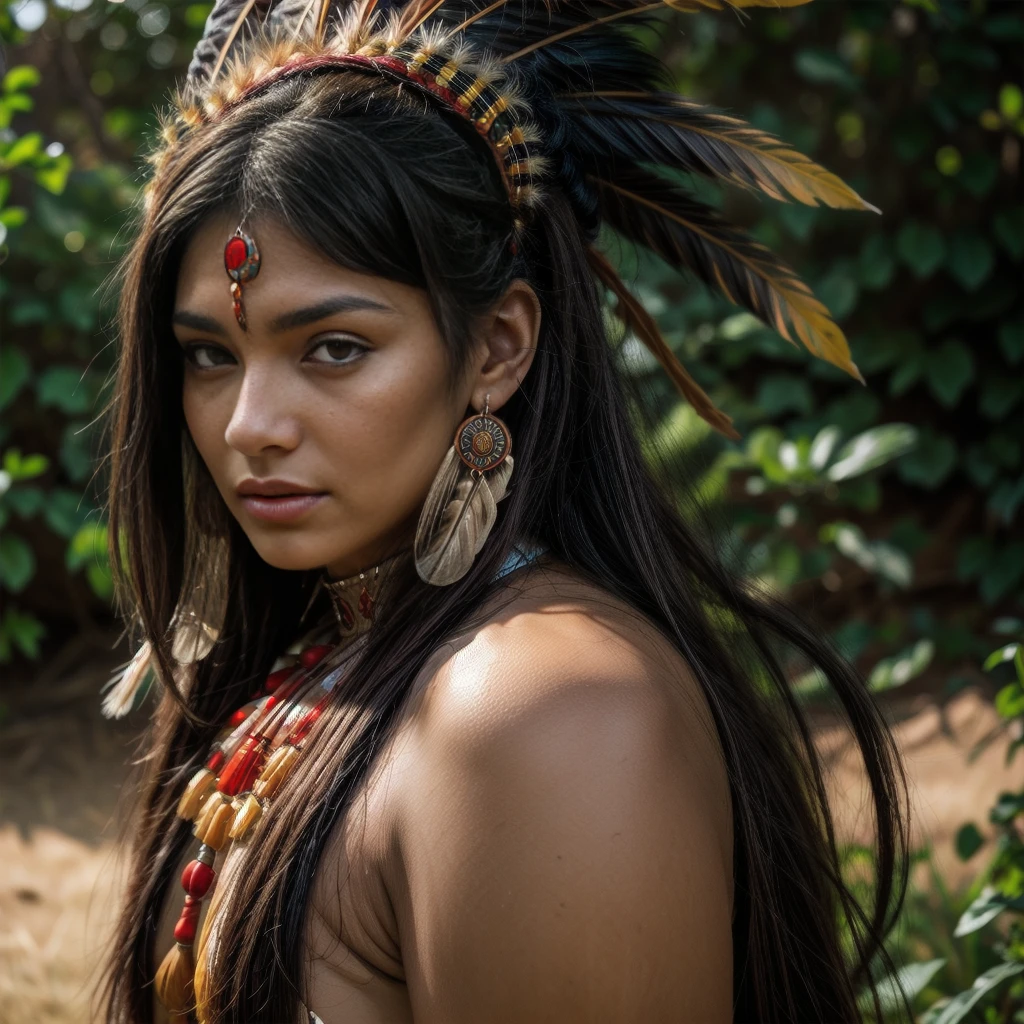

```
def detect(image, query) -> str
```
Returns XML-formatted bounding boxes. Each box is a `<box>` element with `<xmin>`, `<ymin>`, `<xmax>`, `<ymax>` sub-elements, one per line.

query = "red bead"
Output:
<box><xmin>173</xmin><ymin>897</ymin><xmax>202</xmax><ymax>944</ymax></box>
<box><xmin>216</xmin><ymin>736</ymin><xmax>267</xmax><ymax>796</ymax></box>
<box><xmin>300</xmin><ymin>644</ymin><xmax>333</xmax><ymax>669</ymax></box>
<box><xmin>224</xmin><ymin>236</ymin><xmax>248</xmax><ymax>271</ymax></box>
<box><xmin>290</xmin><ymin>705</ymin><xmax>324</xmax><ymax>746</ymax></box>
<box><xmin>228</xmin><ymin>708</ymin><xmax>249</xmax><ymax>728</ymax></box>
<box><xmin>181</xmin><ymin>859</ymin><xmax>215</xmax><ymax>899</ymax></box>
<box><xmin>265</xmin><ymin>666</ymin><xmax>294</xmax><ymax>694</ymax></box>
<box><xmin>206</xmin><ymin>749</ymin><xmax>226</xmax><ymax>772</ymax></box>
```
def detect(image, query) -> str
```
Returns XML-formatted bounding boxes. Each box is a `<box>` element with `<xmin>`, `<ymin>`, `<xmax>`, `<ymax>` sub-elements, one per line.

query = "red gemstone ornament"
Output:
<box><xmin>223</xmin><ymin>228</ymin><xmax>260</xmax><ymax>331</ymax></box>
<box><xmin>359</xmin><ymin>587</ymin><xmax>374</xmax><ymax>621</ymax></box>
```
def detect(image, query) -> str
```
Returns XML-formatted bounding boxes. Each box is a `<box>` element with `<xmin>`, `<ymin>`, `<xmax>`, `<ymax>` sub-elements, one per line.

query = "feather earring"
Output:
<box><xmin>101</xmin><ymin>639</ymin><xmax>155</xmax><ymax>720</ymax></box>
<box><xmin>415</xmin><ymin>395</ymin><xmax>514</xmax><ymax>586</ymax></box>
<box><xmin>171</xmin><ymin>534</ymin><xmax>229</xmax><ymax>665</ymax></box>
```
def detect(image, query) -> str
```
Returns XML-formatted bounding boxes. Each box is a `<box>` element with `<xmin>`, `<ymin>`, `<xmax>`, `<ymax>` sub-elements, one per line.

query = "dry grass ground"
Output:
<box><xmin>0</xmin><ymin>654</ymin><xmax>1017</xmax><ymax>1023</ymax></box>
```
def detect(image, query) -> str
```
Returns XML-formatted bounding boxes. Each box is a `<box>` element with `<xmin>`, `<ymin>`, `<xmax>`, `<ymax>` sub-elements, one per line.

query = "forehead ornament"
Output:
<box><xmin>223</xmin><ymin>227</ymin><xmax>260</xmax><ymax>330</ymax></box>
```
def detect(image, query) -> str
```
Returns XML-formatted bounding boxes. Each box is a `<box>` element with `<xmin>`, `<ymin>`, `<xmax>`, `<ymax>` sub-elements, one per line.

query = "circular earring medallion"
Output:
<box><xmin>454</xmin><ymin>410</ymin><xmax>511</xmax><ymax>472</ymax></box>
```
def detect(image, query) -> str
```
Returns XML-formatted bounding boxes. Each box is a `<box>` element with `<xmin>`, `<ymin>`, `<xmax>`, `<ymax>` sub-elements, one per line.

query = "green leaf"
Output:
<box><xmin>777</xmin><ymin>203</ymin><xmax>817</xmax><ymax>242</ymax></box>
<box><xmin>35</xmin><ymin>152</ymin><xmax>72</xmax><ymax>195</ymax></box>
<box><xmin>809</xmin><ymin>426</ymin><xmax>841</xmax><ymax>471</ymax></box>
<box><xmin>868</xmin><ymin>639</ymin><xmax>933</xmax><ymax>690</ymax></box>
<box><xmin>2</xmin><ymin>66</ymin><xmax>41</xmax><ymax>93</ymax></box>
<box><xmin>60</xmin><ymin>421</ymin><xmax>94</xmax><ymax>483</ymax></box>
<box><xmin>990</xmin><ymin>792</ymin><xmax>1024</xmax><ymax>825</ymax></box>
<box><xmin>958</xmin><ymin>536</ymin><xmax>993</xmax><ymax>580</ymax></box>
<box><xmin>958</xmin><ymin>151</ymin><xmax>999</xmax><ymax>199</ymax></box>
<box><xmin>43</xmin><ymin>489</ymin><xmax>89</xmax><ymax>539</ymax></box>
<box><xmin>980</xmin><ymin>543</ymin><xmax>1024</xmax><ymax>603</ymax></box>
<box><xmin>930</xmin><ymin>961</ymin><xmax>1024</xmax><ymax>1024</ymax></box>
<box><xmin>989</xmin><ymin>476</ymin><xmax>1024</xmax><ymax>525</ymax></box>
<box><xmin>1000</xmin><ymin>84</ymin><xmax>1024</xmax><ymax>120</ymax></box>
<box><xmin>0</xmin><ymin>205</ymin><xmax>28</xmax><ymax>230</ymax></box>
<box><xmin>0</xmin><ymin>606</ymin><xmax>45</xmax><ymax>662</ymax></box>
<box><xmin>0</xmin><ymin>347</ymin><xmax>30</xmax><ymax>411</ymax></box>
<box><xmin>756</xmin><ymin>375</ymin><xmax>813</xmax><ymax>417</ymax></box>
<box><xmin>897</xmin><ymin>222</ymin><xmax>946</xmax><ymax>279</ymax></box>
<box><xmin>861</xmin><ymin>958</ymin><xmax>946</xmax><ymax>1017</ymax></box>
<box><xmin>815</xmin><ymin>270</ymin><xmax>858</xmax><ymax>321</ymax></box>
<box><xmin>36</xmin><ymin>366</ymin><xmax>97</xmax><ymax>415</ymax></box>
<box><xmin>0</xmin><ymin>533</ymin><xmax>35</xmax><ymax>592</ymax></box>
<box><xmin>979</xmin><ymin>375</ymin><xmax>1022</xmax><ymax>419</ymax></box>
<box><xmin>1</xmin><ymin>131</ymin><xmax>42</xmax><ymax>166</ymax></box>
<box><xmin>946</xmin><ymin>232</ymin><xmax>995</xmax><ymax>291</ymax></box>
<box><xmin>985</xmin><ymin>643</ymin><xmax>1022</xmax><ymax>672</ymax></box>
<box><xmin>857</xmin><ymin>234</ymin><xmax>895</xmax><ymax>291</ymax></box>
<box><xmin>954</xmin><ymin>889</ymin><xmax>1024</xmax><ymax>937</ymax></box>
<box><xmin>794</xmin><ymin>48</ymin><xmax>859</xmax><ymax>90</ymax></box>
<box><xmin>66</xmin><ymin>521</ymin><xmax>109</xmax><ymax>572</ymax></box>
<box><xmin>998</xmin><ymin>319</ymin><xmax>1024</xmax><ymax>365</ymax></box>
<box><xmin>889</xmin><ymin>352</ymin><xmax>925</xmax><ymax>396</ymax></box>
<box><xmin>926</xmin><ymin>339</ymin><xmax>974</xmax><ymax>407</ymax></box>
<box><xmin>827</xmin><ymin>424</ymin><xmax>917</xmax><ymax>481</ymax></box>
<box><xmin>993</xmin><ymin>208</ymin><xmax>1024</xmax><ymax>261</ymax></box>
<box><xmin>955</xmin><ymin>823</ymin><xmax>984</xmax><ymax>860</ymax></box>
<box><xmin>995</xmin><ymin>682</ymin><xmax>1024</xmax><ymax>719</ymax></box>
<box><xmin>898</xmin><ymin>432</ymin><xmax>957</xmax><ymax>489</ymax></box>
<box><xmin>4</xmin><ymin>485</ymin><xmax>43</xmax><ymax>517</ymax></box>
<box><xmin>2</xmin><ymin>449</ymin><xmax>48</xmax><ymax>481</ymax></box>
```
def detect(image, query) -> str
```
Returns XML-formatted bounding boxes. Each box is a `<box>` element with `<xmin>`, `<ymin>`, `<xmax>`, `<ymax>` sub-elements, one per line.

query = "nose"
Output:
<box><xmin>223</xmin><ymin>365</ymin><xmax>302</xmax><ymax>456</ymax></box>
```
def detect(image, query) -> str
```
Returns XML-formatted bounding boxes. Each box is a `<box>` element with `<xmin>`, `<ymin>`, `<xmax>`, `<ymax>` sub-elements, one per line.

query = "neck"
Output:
<box><xmin>320</xmin><ymin>546</ymin><xmax>409</xmax><ymax>639</ymax></box>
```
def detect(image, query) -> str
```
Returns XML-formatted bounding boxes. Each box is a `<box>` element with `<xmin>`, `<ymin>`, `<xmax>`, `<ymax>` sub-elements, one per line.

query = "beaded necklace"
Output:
<box><xmin>154</xmin><ymin>558</ymin><xmax>393</xmax><ymax>1024</ymax></box>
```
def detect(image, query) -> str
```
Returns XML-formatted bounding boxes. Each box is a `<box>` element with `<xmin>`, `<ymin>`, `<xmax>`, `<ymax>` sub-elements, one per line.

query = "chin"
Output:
<box><xmin>243</xmin><ymin>531</ymin><xmax>338</xmax><ymax>573</ymax></box>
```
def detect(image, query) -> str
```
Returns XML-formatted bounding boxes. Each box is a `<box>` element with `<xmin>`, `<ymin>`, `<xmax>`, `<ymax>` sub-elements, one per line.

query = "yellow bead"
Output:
<box><xmin>177</xmin><ymin>768</ymin><xmax>215</xmax><ymax>820</ymax></box>
<box><xmin>228</xmin><ymin>793</ymin><xmax>264</xmax><ymax>841</ymax></box>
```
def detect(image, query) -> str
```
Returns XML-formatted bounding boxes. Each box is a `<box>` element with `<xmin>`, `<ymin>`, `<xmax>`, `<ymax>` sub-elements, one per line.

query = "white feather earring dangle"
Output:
<box><xmin>415</xmin><ymin>394</ymin><xmax>515</xmax><ymax>586</ymax></box>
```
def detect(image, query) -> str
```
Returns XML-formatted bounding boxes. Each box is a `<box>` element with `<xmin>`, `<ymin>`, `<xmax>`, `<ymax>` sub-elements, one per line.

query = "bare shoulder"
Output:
<box><xmin>387</xmin><ymin>560</ymin><xmax>734</xmax><ymax>1022</ymax></box>
<box><xmin>408</xmin><ymin>559</ymin><xmax>729</xmax><ymax>810</ymax></box>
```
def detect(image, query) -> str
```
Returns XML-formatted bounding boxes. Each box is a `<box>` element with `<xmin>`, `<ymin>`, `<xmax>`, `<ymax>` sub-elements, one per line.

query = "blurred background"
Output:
<box><xmin>0</xmin><ymin>0</ymin><xmax>1021</xmax><ymax>1020</ymax></box>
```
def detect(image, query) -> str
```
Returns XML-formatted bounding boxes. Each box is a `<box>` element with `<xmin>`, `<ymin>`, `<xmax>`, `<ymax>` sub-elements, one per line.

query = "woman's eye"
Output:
<box><xmin>184</xmin><ymin>344</ymin><xmax>234</xmax><ymax>369</ymax></box>
<box><xmin>306</xmin><ymin>337</ymin><xmax>367</xmax><ymax>366</ymax></box>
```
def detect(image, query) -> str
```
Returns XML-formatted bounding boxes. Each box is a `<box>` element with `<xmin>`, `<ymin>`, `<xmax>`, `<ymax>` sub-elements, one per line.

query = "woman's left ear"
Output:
<box><xmin>469</xmin><ymin>279</ymin><xmax>541</xmax><ymax>413</ymax></box>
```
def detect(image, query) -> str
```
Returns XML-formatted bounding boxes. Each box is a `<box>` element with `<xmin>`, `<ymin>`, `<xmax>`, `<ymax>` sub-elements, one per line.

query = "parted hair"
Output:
<box><xmin>103</xmin><ymin>69</ymin><xmax>907</xmax><ymax>1023</ymax></box>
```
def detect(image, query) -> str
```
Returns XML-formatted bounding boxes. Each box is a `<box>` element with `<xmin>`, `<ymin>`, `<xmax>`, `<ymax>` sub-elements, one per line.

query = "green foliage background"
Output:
<box><xmin>0</xmin><ymin>0</ymin><xmax>1021</xmax><ymax>1017</ymax></box>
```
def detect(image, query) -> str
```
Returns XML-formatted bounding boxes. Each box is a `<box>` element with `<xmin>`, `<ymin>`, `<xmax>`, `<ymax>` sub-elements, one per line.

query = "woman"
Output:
<box><xmin>102</xmin><ymin>0</ymin><xmax>908</xmax><ymax>1021</ymax></box>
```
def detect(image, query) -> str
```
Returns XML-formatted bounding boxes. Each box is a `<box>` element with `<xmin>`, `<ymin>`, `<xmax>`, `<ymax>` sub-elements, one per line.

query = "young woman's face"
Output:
<box><xmin>173</xmin><ymin>215</ymin><xmax>474</xmax><ymax>576</ymax></box>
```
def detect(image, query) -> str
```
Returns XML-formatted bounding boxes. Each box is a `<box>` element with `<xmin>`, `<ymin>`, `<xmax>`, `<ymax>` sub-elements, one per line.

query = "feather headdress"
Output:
<box><xmin>164</xmin><ymin>0</ymin><xmax>876</xmax><ymax>437</ymax></box>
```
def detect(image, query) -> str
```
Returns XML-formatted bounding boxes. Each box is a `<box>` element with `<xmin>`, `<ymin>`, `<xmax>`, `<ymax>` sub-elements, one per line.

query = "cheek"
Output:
<box><xmin>325</xmin><ymin>344</ymin><xmax>461</xmax><ymax>517</ymax></box>
<box><xmin>182</xmin><ymin>382</ymin><xmax>229</xmax><ymax>480</ymax></box>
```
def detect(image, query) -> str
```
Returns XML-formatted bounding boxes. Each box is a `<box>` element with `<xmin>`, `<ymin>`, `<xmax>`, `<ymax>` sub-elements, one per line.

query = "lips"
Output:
<box><xmin>236</xmin><ymin>479</ymin><xmax>328</xmax><ymax>523</ymax></box>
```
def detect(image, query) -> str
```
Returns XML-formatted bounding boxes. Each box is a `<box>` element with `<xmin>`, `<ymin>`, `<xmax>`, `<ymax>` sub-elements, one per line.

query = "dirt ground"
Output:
<box><xmin>1</xmin><ymin>649</ymin><xmax>1019</xmax><ymax>1024</ymax></box>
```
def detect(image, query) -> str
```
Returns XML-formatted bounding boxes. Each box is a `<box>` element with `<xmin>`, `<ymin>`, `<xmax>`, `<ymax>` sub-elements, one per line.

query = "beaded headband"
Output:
<box><xmin>152</xmin><ymin>0</ymin><xmax>877</xmax><ymax>440</ymax></box>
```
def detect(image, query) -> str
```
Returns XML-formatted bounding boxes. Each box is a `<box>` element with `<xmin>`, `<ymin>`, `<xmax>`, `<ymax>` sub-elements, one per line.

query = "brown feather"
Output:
<box><xmin>589</xmin><ymin>249</ymin><xmax>739</xmax><ymax>439</ymax></box>
<box><xmin>594</xmin><ymin>171</ymin><xmax>863</xmax><ymax>381</ymax></box>
<box><xmin>210</xmin><ymin>0</ymin><xmax>261</xmax><ymax>81</ymax></box>
<box><xmin>504</xmin><ymin>0</ymin><xmax>813</xmax><ymax>62</ymax></box>
<box><xmin>564</xmin><ymin>91</ymin><xmax>879</xmax><ymax>213</ymax></box>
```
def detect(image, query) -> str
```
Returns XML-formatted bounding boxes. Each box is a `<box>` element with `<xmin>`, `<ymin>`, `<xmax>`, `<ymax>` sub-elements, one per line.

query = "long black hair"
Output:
<box><xmin>104</xmin><ymin>69</ymin><xmax>908</xmax><ymax>1023</ymax></box>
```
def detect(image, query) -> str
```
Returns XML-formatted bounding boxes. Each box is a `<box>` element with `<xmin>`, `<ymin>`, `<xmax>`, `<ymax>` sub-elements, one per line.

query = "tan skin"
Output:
<box><xmin>168</xmin><ymin>215</ymin><xmax>733</xmax><ymax>1023</ymax></box>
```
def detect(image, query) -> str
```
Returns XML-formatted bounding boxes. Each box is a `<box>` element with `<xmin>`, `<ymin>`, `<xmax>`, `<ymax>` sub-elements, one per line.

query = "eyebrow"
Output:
<box><xmin>172</xmin><ymin>294</ymin><xmax>396</xmax><ymax>337</ymax></box>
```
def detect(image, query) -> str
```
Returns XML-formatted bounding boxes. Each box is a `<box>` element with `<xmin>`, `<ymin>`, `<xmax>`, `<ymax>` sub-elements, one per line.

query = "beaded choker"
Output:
<box><xmin>155</xmin><ymin>554</ymin><xmax>399</xmax><ymax>1022</ymax></box>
